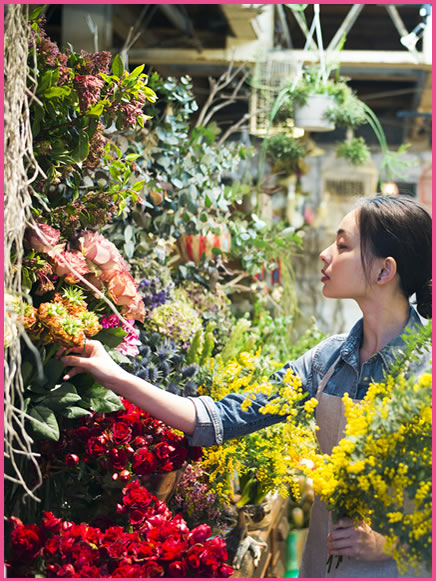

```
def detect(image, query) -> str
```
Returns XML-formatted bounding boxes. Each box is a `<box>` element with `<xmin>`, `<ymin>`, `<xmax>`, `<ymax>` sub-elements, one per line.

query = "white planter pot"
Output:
<box><xmin>294</xmin><ymin>94</ymin><xmax>336</xmax><ymax>132</ymax></box>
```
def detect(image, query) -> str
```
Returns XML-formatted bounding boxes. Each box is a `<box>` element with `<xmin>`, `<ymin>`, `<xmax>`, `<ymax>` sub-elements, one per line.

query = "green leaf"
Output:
<box><xmin>81</xmin><ymin>384</ymin><xmax>124</xmax><ymax>413</ymax></box>
<box><xmin>132</xmin><ymin>179</ymin><xmax>146</xmax><ymax>192</ymax></box>
<box><xmin>32</xmin><ymin>358</ymin><xmax>65</xmax><ymax>390</ymax></box>
<box><xmin>37</xmin><ymin>70</ymin><xmax>53</xmax><ymax>95</ymax></box>
<box><xmin>29</xmin><ymin>5</ymin><xmax>46</xmax><ymax>20</ymax></box>
<box><xmin>42</xmin><ymin>382</ymin><xmax>82</xmax><ymax>410</ymax></box>
<box><xmin>28</xmin><ymin>405</ymin><xmax>60</xmax><ymax>441</ymax></box>
<box><xmin>72</xmin><ymin>133</ymin><xmax>90</xmax><ymax>162</ymax></box>
<box><xmin>61</xmin><ymin>406</ymin><xmax>91</xmax><ymax>419</ymax></box>
<box><xmin>86</xmin><ymin>102</ymin><xmax>105</xmax><ymax>116</ymax></box>
<box><xmin>43</xmin><ymin>86</ymin><xmax>72</xmax><ymax>99</ymax></box>
<box><xmin>129</xmin><ymin>64</ymin><xmax>145</xmax><ymax>78</ymax></box>
<box><xmin>112</xmin><ymin>54</ymin><xmax>125</xmax><ymax>77</ymax></box>
<box><xmin>93</xmin><ymin>326</ymin><xmax>127</xmax><ymax>348</ymax></box>
<box><xmin>108</xmin><ymin>349</ymin><xmax>131</xmax><ymax>365</ymax></box>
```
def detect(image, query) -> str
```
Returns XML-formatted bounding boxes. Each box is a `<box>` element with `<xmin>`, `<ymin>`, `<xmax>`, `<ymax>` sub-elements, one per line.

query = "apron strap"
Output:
<box><xmin>316</xmin><ymin>355</ymin><xmax>342</xmax><ymax>398</ymax></box>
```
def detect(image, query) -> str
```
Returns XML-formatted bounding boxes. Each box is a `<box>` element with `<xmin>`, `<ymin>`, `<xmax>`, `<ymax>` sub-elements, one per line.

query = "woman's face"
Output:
<box><xmin>319</xmin><ymin>209</ymin><xmax>370</xmax><ymax>300</ymax></box>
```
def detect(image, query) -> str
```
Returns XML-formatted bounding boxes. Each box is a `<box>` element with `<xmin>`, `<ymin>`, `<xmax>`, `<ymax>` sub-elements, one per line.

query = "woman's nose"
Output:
<box><xmin>320</xmin><ymin>244</ymin><xmax>332</xmax><ymax>263</ymax></box>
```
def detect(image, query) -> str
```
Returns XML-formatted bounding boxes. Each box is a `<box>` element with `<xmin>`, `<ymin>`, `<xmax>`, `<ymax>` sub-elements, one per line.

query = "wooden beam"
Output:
<box><xmin>124</xmin><ymin>47</ymin><xmax>432</xmax><ymax>73</ymax></box>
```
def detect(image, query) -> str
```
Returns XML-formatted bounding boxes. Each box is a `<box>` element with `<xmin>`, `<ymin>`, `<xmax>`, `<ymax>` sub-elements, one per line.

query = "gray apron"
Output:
<box><xmin>298</xmin><ymin>356</ymin><xmax>421</xmax><ymax>578</ymax></box>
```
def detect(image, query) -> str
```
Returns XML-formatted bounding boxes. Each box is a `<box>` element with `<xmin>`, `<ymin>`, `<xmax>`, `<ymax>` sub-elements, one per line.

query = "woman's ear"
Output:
<box><xmin>376</xmin><ymin>257</ymin><xmax>397</xmax><ymax>284</ymax></box>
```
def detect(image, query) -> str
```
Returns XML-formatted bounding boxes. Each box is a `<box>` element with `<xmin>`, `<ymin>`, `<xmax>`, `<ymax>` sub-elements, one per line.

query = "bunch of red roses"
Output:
<box><xmin>7</xmin><ymin>480</ymin><xmax>233</xmax><ymax>578</ymax></box>
<box><xmin>43</xmin><ymin>398</ymin><xmax>198</xmax><ymax>483</ymax></box>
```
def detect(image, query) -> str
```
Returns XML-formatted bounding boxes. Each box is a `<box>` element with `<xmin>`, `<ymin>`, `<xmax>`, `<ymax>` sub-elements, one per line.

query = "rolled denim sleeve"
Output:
<box><xmin>186</xmin><ymin>395</ymin><xmax>224</xmax><ymax>447</ymax></box>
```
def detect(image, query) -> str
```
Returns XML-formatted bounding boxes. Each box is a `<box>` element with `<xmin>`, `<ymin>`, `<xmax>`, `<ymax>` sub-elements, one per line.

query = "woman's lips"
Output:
<box><xmin>321</xmin><ymin>269</ymin><xmax>330</xmax><ymax>282</ymax></box>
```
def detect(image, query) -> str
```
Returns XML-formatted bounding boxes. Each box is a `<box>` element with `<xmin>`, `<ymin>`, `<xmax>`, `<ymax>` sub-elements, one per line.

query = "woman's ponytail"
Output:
<box><xmin>415</xmin><ymin>279</ymin><xmax>432</xmax><ymax>319</ymax></box>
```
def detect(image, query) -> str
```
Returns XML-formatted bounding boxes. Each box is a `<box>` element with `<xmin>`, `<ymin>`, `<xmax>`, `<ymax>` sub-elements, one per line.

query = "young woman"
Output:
<box><xmin>59</xmin><ymin>195</ymin><xmax>432</xmax><ymax>578</ymax></box>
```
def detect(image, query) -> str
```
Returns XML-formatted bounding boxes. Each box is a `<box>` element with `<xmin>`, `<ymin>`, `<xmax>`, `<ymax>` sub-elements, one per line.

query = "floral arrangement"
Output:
<box><xmin>7</xmin><ymin>480</ymin><xmax>233</xmax><ymax>578</ymax></box>
<box><xmin>24</xmin><ymin>223</ymin><xmax>146</xmax><ymax>322</ymax></box>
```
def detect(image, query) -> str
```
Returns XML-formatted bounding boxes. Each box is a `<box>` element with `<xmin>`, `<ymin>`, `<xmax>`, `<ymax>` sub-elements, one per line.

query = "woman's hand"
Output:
<box><xmin>58</xmin><ymin>340</ymin><xmax>127</xmax><ymax>390</ymax></box>
<box><xmin>327</xmin><ymin>517</ymin><xmax>392</xmax><ymax>562</ymax></box>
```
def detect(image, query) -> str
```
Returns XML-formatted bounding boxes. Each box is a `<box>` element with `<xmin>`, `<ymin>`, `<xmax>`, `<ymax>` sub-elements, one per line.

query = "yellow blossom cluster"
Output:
<box><xmin>199</xmin><ymin>352</ymin><xmax>317</xmax><ymax>506</ymax></box>
<box><xmin>296</xmin><ymin>370</ymin><xmax>432</xmax><ymax>574</ymax></box>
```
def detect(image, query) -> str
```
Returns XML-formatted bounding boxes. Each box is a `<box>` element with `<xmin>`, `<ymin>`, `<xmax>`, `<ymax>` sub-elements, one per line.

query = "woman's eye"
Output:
<box><xmin>336</xmin><ymin>243</ymin><xmax>347</xmax><ymax>250</ymax></box>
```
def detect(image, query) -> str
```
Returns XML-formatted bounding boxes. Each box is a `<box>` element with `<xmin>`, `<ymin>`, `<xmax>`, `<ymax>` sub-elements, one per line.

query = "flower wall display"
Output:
<box><xmin>7</xmin><ymin>480</ymin><xmax>233</xmax><ymax>578</ymax></box>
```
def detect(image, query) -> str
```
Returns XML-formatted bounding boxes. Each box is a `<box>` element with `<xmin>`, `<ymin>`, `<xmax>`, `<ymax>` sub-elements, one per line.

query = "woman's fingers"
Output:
<box><xmin>63</xmin><ymin>367</ymin><xmax>81</xmax><ymax>381</ymax></box>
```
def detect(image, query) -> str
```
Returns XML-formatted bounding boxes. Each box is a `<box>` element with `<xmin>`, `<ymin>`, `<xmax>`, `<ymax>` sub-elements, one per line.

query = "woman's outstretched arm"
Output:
<box><xmin>59</xmin><ymin>340</ymin><xmax>197</xmax><ymax>435</ymax></box>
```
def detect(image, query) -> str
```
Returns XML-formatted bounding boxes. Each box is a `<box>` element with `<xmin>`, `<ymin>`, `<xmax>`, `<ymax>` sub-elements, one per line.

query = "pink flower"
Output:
<box><xmin>53</xmin><ymin>250</ymin><xmax>90</xmax><ymax>283</ymax></box>
<box><xmin>78</xmin><ymin>231</ymin><xmax>129</xmax><ymax>280</ymax></box>
<box><xmin>24</xmin><ymin>223</ymin><xmax>61</xmax><ymax>255</ymax></box>
<box><xmin>100</xmin><ymin>314</ymin><xmax>140</xmax><ymax>357</ymax></box>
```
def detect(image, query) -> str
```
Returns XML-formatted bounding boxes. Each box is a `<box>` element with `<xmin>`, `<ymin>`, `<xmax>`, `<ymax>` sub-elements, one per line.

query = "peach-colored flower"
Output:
<box><xmin>107</xmin><ymin>271</ymin><xmax>138</xmax><ymax>306</ymax></box>
<box><xmin>78</xmin><ymin>231</ymin><xmax>129</xmax><ymax>280</ymax></box>
<box><xmin>25</xmin><ymin>223</ymin><xmax>61</xmax><ymax>255</ymax></box>
<box><xmin>107</xmin><ymin>272</ymin><xmax>145</xmax><ymax>323</ymax></box>
<box><xmin>121</xmin><ymin>293</ymin><xmax>145</xmax><ymax>323</ymax></box>
<box><xmin>53</xmin><ymin>250</ymin><xmax>90</xmax><ymax>284</ymax></box>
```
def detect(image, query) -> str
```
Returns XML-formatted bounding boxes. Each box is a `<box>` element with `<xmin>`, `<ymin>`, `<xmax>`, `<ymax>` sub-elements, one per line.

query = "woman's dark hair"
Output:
<box><xmin>358</xmin><ymin>195</ymin><xmax>432</xmax><ymax>319</ymax></box>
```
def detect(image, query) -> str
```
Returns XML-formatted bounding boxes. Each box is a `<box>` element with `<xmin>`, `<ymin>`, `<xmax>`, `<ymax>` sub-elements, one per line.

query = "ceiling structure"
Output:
<box><xmin>44</xmin><ymin>3</ymin><xmax>432</xmax><ymax>148</ymax></box>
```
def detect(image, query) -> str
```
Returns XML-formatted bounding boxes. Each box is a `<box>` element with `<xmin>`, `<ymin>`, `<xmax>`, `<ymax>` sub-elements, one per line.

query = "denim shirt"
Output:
<box><xmin>187</xmin><ymin>307</ymin><xmax>429</xmax><ymax>447</ymax></box>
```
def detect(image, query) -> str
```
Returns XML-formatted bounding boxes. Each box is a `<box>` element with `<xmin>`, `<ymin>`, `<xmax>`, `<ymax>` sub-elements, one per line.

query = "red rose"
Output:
<box><xmin>111</xmin><ymin>421</ymin><xmax>132</xmax><ymax>445</ymax></box>
<box><xmin>9</xmin><ymin>523</ymin><xmax>44</xmax><ymax>562</ymax></box>
<box><xmin>141</xmin><ymin>560</ymin><xmax>165</xmax><ymax>577</ymax></box>
<box><xmin>218</xmin><ymin>563</ymin><xmax>234</xmax><ymax>577</ymax></box>
<box><xmin>86</xmin><ymin>434</ymin><xmax>109</xmax><ymax>457</ymax></box>
<box><xmin>159</xmin><ymin>459</ymin><xmax>175</xmax><ymax>472</ymax></box>
<box><xmin>122</xmin><ymin>480</ymin><xmax>154</xmax><ymax>509</ymax></box>
<box><xmin>168</xmin><ymin>559</ymin><xmax>188</xmax><ymax>577</ymax></box>
<box><xmin>131</xmin><ymin>435</ymin><xmax>149</xmax><ymax>448</ymax></box>
<box><xmin>111</xmin><ymin>563</ymin><xmax>146</xmax><ymax>578</ymax></box>
<box><xmin>65</xmin><ymin>453</ymin><xmax>79</xmax><ymax>466</ymax></box>
<box><xmin>57</xmin><ymin>563</ymin><xmax>76</xmax><ymax>577</ymax></box>
<box><xmin>154</xmin><ymin>441</ymin><xmax>176</xmax><ymax>460</ymax></box>
<box><xmin>77</xmin><ymin>565</ymin><xmax>101</xmax><ymax>577</ymax></box>
<box><xmin>132</xmin><ymin>447</ymin><xmax>158</xmax><ymax>475</ymax></box>
<box><xmin>188</xmin><ymin>523</ymin><xmax>212</xmax><ymax>544</ymax></box>
<box><xmin>128</xmin><ymin>508</ymin><xmax>148</xmax><ymax>527</ymax></box>
<box><xmin>109</xmin><ymin>447</ymin><xmax>131</xmax><ymax>470</ymax></box>
<box><xmin>159</xmin><ymin>536</ymin><xmax>188</xmax><ymax>561</ymax></box>
<box><xmin>42</xmin><ymin>536</ymin><xmax>60</xmax><ymax>556</ymax></box>
<box><xmin>41</xmin><ymin>511</ymin><xmax>63</xmax><ymax>533</ymax></box>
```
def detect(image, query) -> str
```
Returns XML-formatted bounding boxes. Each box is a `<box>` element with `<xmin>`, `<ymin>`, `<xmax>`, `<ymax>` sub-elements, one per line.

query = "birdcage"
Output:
<box><xmin>249</xmin><ymin>56</ymin><xmax>299</xmax><ymax>137</ymax></box>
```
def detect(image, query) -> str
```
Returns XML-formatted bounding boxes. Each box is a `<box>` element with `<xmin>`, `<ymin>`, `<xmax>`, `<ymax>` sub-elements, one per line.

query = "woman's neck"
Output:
<box><xmin>358</xmin><ymin>295</ymin><xmax>410</xmax><ymax>361</ymax></box>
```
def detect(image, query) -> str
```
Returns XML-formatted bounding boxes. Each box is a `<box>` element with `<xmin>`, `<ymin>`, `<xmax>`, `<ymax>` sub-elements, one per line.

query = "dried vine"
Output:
<box><xmin>4</xmin><ymin>4</ymin><xmax>45</xmax><ymax>502</ymax></box>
